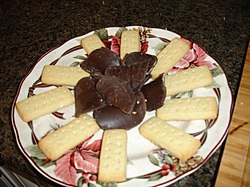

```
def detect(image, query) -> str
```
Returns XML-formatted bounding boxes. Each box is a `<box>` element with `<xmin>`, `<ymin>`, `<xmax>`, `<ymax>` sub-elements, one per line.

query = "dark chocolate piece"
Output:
<box><xmin>74</xmin><ymin>77</ymin><xmax>106</xmax><ymax>117</ymax></box>
<box><xmin>80</xmin><ymin>47</ymin><xmax>120</xmax><ymax>74</ymax></box>
<box><xmin>122</xmin><ymin>52</ymin><xmax>157</xmax><ymax>73</ymax></box>
<box><xmin>105</xmin><ymin>62</ymin><xmax>149</xmax><ymax>91</ymax></box>
<box><xmin>141</xmin><ymin>74</ymin><xmax>166</xmax><ymax>111</ymax></box>
<box><xmin>93</xmin><ymin>92</ymin><xmax>146</xmax><ymax>130</ymax></box>
<box><xmin>96</xmin><ymin>75</ymin><xmax>136</xmax><ymax>114</ymax></box>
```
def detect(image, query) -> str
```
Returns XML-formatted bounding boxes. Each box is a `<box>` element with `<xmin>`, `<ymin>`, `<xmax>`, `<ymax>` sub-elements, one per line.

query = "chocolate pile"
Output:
<box><xmin>75</xmin><ymin>47</ymin><xmax>166</xmax><ymax>130</ymax></box>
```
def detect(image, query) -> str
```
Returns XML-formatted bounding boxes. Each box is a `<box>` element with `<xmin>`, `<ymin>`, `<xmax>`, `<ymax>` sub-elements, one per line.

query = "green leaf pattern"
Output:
<box><xmin>115</xmin><ymin>27</ymin><xmax>128</xmax><ymax>38</ymax></box>
<box><xmin>25</xmin><ymin>145</ymin><xmax>54</xmax><ymax>167</ymax></box>
<box><xmin>70</xmin><ymin>61</ymin><xmax>81</xmax><ymax>67</ymax></box>
<box><xmin>74</xmin><ymin>55</ymin><xmax>87</xmax><ymax>60</ymax></box>
<box><xmin>96</xmin><ymin>181</ymin><xmax>117</xmax><ymax>187</ymax></box>
<box><xmin>94</xmin><ymin>28</ymin><xmax>109</xmax><ymax>40</ymax></box>
<box><xmin>25</xmin><ymin>145</ymin><xmax>46</xmax><ymax>159</ymax></box>
<box><xmin>211</xmin><ymin>64</ymin><xmax>224</xmax><ymax>77</ymax></box>
<box><xmin>148</xmin><ymin>154</ymin><xmax>159</xmax><ymax>166</ymax></box>
<box><xmin>148</xmin><ymin>173</ymin><xmax>162</xmax><ymax>181</ymax></box>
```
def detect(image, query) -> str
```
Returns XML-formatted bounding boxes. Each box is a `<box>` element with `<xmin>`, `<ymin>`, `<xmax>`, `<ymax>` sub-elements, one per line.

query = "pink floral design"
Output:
<box><xmin>171</xmin><ymin>39</ymin><xmax>213</xmax><ymax>73</ymax></box>
<box><xmin>141</xmin><ymin>41</ymin><xmax>149</xmax><ymax>53</ymax></box>
<box><xmin>174</xmin><ymin>49</ymin><xmax>197</xmax><ymax>69</ymax></box>
<box><xmin>193</xmin><ymin>43</ymin><xmax>213</xmax><ymax>68</ymax></box>
<box><xmin>102</xmin><ymin>40</ymin><xmax>111</xmax><ymax>49</ymax></box>
<box><xmin>54</xmin><ymin>150</ymin><xmax>77</xmax><ymax>185</ymax></box>
<box><xmin>110</xmin><ymin>36</ymin><xmax>121</xmax><ymax>55</ymax></box>
<box><xmin>54</xmin><ymin>137</ymin><xmax>101</xmax><ymax>185</ymax></box>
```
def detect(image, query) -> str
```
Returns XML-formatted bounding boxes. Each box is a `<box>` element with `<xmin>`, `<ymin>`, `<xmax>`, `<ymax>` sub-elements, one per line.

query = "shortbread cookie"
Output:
<box><xmin>81</xmin><ymin>34</ymin><xmax>105</xmax><ymax>54</ymax></box>
<box><xmin>98</xmin><ymin>129</ymin><xmax>127</xmax><ymax>182</ymax></box>
<box><xmin>120</xmin><ymin>30</ymin><xmax>140</xmax><ymax>59</ymax></box>
<box><xmin>38</xmin><ymin>114</ymin><xmax>100</xmax><ymax>161</ymax></box>
<box><xmin>157</xmin><ymin>97</ymin><xmax>218</xmax><ymax>121</ymax></box>
<box><xmin>139</xmin><ymin>117</ymin><xmax>201</xmax><ymax>162</ymax></box>
<box><xmin>41</xmin><ymin>65</ymin><xmax>89</xmax><ymax>86</ymax></box>
<box><xmin>16</xmin><ymin>86</ymin><xmax>74</xmax><ymax>122</ymax></box>
<box><xmin>151</xmin><ymin>37</ymin><xmax>189</xmax><ymax>79</ymax></box>
<box><xmin>165</xmin><ymin>65</ymin><xmax>213</xmax><ymax>96</ymax></box>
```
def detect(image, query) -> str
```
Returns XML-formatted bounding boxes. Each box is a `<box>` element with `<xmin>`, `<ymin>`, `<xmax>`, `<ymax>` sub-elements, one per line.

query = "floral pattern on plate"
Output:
<box><xmin>11</xmin><ymin>26</ymin><xmax>232</xmax><ymax>187</ymax></box>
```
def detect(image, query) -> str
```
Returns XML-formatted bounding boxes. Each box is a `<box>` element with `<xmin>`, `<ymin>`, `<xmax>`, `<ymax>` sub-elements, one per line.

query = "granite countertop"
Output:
<box><xmin>0</xmin><ymin>0</ymin><xmax>249</xmax><ymax>186</ymax></box>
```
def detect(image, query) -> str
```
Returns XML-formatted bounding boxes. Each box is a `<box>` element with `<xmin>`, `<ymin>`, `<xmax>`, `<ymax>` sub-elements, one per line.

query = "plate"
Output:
<box><xmin>11</xmin><ymin>26</ymin><xmax>232</xmax><ymax>187</ymax></box>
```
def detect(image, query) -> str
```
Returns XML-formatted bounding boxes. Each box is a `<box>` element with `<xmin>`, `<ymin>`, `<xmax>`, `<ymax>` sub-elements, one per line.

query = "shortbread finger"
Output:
<box><xmin>81</xmin><ymin>34</ymin><xmax>105</xmax><ymax>54</ymax></box>
<box><xmin>139</xmin><ymin>117</ymin><xmax>201</xmax><ymax>162</ymax></box>
<box><xmin>41</xmin><ymin>65</ymin><xmax>89</xmax><ymax>86</ymax></box>
<box><xmin>157</xmin><ymin>97</ymin><xmax>218</xmax><ymax>121</ymax></box>
<box><xmin>120</xmin><ymin>30</ymin><xmax>140</xmax><ymax>59</ymax></box>
<box><xmin>98</xmin><ymin>129</ymin><xmax>127</xmax><ymax>182</ymax></box>
<box><xmin>38</xmin><ymin>114</ymin><xmax>100</xmax><ymax>161</ymax></box>
<box><xmin>16</xmin><ymin>86</ymin><xmax>74</xmax><ymax>122</ymax></box>
<box><xmin>165</xmin><ymin>65</ymin><xmax>213</xmax><ymax>96</ymax></box>
<box><xmin>151</xmin><ymin>37</ymin><xmax>189</xmax><ymax>79</ymax></box>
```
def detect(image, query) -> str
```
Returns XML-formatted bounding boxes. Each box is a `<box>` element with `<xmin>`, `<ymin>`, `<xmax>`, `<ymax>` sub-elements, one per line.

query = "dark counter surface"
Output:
<box><xmin>0</xmin><ymin>0</ymin><xmax>249</xmax><ymax>186</ymax></box>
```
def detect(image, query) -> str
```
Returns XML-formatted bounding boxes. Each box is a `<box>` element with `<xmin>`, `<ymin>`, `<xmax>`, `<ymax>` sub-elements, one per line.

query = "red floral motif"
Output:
<box><xmin>174</xmin><ymin>49</ymin><xmax>197</xmax><ymax>69</ymax></box>
<box><xmin>141</xmin><ymin>41</ymin><xmax>149</xmax><ymax>53</ymax></box>
<box><xmin>54</xmin><ymin>138</ymin><xmax>101</xmax><ymax>185</ymax></box>
<box><xmin>110</xmin><ymin>36</ymin><xmax>121</xmax><ymax>55</ymax></box>
<box><xmin>102</xmin><ymin>40</ymin><xmax>111</xmax><ymax>49</ymax></box>
<box><xmin>74</xmin><ymin>151</ymin><xmax>98</xmax><ymax>173</ymax></box>
<box><xmin>171</xmin><ymin>39</ymin><xmax>213</xmax><ymax>73</ymax></box>
<box><xmin>54</xmin><ymin>150</ymin><xmax>77</xmax><ymax>185</ymax></box>
<box><xmin>193</xmin><ymin>43</ymin><xmax>213</xmax><ymax>68</ymax></box>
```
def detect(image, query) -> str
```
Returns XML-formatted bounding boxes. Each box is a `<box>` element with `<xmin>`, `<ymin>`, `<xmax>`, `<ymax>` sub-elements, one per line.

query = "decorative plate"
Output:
<box><xmin>11</xmin><ymin>26</ymin><xmax>232</xmax><ymax>187</ymax></box>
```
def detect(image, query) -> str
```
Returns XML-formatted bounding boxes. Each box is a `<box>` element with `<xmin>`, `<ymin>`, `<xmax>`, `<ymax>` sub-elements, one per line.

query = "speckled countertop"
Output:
<box><xmin>0</xmin><ymin>0</ymin><xmax>249</xmax><ymax>186</ymax></box>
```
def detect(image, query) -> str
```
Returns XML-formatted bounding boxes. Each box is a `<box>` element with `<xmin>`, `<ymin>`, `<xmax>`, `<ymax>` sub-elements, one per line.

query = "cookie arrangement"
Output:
<box><xmin>15</xmin><ymin>28</ymin><xmax>220</xmax><ymax>184</ymax></box>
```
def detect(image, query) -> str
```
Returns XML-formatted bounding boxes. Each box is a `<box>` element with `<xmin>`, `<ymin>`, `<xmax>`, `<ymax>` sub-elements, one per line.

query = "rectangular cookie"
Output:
<box><xmin>98</xmin><ymin>129</ymin><xmax>127</xmax><ymax>182</ymax></box>
<box><xmin>165</xmin><ymin>65</ymin><xmax>213</xmax><ymax>96</ymax></box>
<box><xmin>156</xmin><ymin>96</ymin><xmax>218</xmax><ymax>121</ymax></box>
<box><xmin>81</xmin><ymin>34</ymin><xmax>105</xmax><ymax>54</ymax></box>
<box><xmin>151</xmin><ymin>37</ymin><xmax>189</xmax><ymax>79</ymax></box>
<box><xmin>16</xmin><ymin>86</ymin><xmax>75</xmax><ymax>122</ymax></box>
<box><xmin>38</xmin><ymin>114</ymin><xmax>100</xmax><ymax>161</ymax></box>
<box><xmin>139</xmin><ymin>117</ymin><xmax>201</xmax><ymax>162</ymax></box>
<box><xmin>41</xmin><ymin>65</ymin><xmax>89</xmax><ymax>86</ymax></box>
<box><xmin>120</xmin><ymin>30</ymin><xmax>140</xmax><ymax>59</ymax></box>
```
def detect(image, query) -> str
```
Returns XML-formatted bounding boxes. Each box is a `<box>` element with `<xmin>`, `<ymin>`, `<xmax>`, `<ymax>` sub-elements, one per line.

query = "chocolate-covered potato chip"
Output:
<box><xmin>105</xmin><ymin>63</ymin><xmax>149</xmax><ymax>91</ymax></box>
<box><xmin>80</xmin><ymin>47</ymin><xmax>120</xmax><ymax>74</ymax></box>
<box><xmin>122</xmin><ymin>52</ymin><xmax>157</xmax><ymax>73</ymax></box>
<box><xmin>74</xmin><ymin>77</ymin><xmax>105</xmax><ymax>117</ymax></box>
<box><xmin>94</xmin><ymin>92</ymin><xmax>146</xmax><ymax>130</ymax></box>
<box><xmin>141</xmin><ymin>74</ymin><xmax>166</xmax><ymax>111</ymax></box>
<box><xmin>96</xmin><ymin>75</ymin><xmax>136</xmax><ymax>114</ymax></box>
